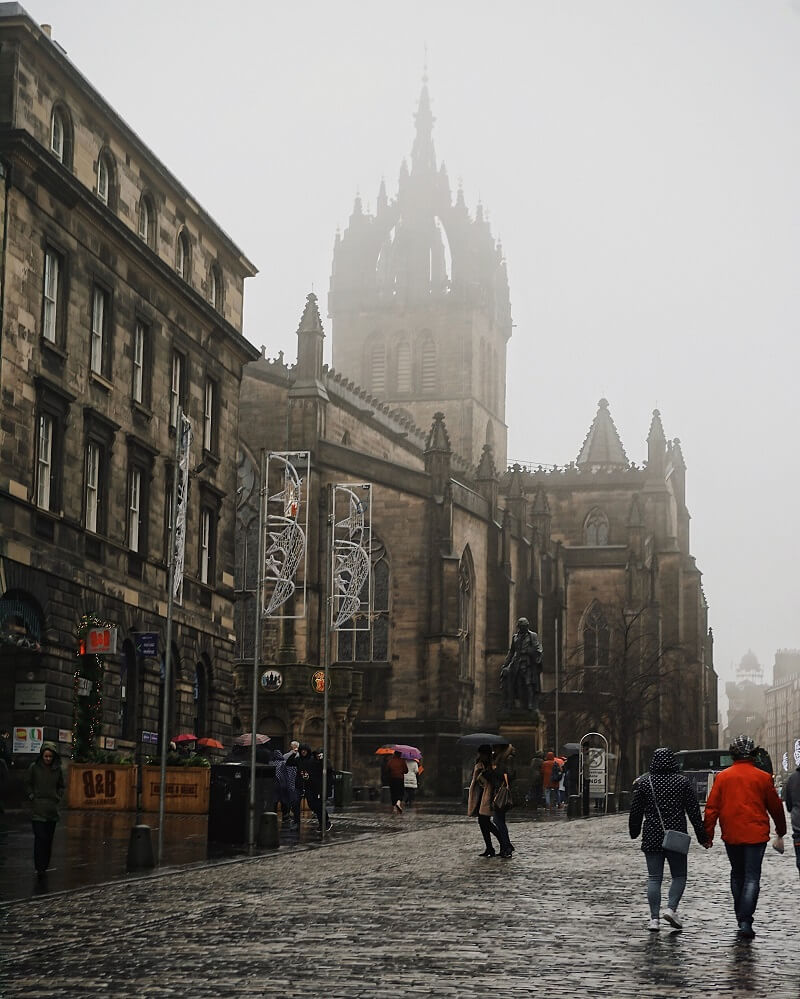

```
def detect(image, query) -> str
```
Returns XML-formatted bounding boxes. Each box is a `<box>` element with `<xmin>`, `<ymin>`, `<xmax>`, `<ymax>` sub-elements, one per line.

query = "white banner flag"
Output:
<box><xmin>173</xmin><ymin>414</ymin><xmax>192</xmax><ymax>602</ymax></box>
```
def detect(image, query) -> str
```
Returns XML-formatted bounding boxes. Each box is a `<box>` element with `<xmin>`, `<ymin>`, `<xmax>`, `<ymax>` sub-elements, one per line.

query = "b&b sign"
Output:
<box><xmin>85</xmin><ymin>627</ymin><xmax>118</xmax><ymax>655</ymax></box>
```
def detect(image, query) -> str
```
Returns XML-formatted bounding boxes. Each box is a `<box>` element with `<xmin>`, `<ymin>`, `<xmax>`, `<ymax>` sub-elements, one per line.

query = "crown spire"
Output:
<box><xmin>576</xmin><ymin>398</ymin><xmax>628</xmax><ymax>469</ymax></box>
<box><xmin>411</xmin><ymin>71</ymin><xmax>436</xmax><ymax>174</ymax></box>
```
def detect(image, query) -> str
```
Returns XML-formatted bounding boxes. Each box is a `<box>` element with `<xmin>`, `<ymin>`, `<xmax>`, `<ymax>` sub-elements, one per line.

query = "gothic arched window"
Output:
<box><xmin>583</xmin><ymin>602</ymin><xmax>610</xmax><ymax>667</ymax></box>
<box><xmin>458</xmin><ymin>547</ymin><xmax>475</xmax><ymax>681</ymax></box>
<box><xmin>584</xmin><ymin>508</ymin><xmax>609</xmax><ymax>546</ymax></box>
<box><xmin>336</xmin><ymin>538</ymin><xmax>389</xmax><ymax>663</ymax></box>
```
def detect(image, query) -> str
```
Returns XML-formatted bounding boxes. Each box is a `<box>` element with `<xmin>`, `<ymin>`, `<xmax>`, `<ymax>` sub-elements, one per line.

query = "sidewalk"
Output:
<box><xmin>1</xmin><ymin>808</ymin><xmax>797</xmax><ymax>998</ymax></box>
<box><xmin>1</xmin><ymin>797</ymin><xmax>553</xmax><ymax>902</ymax></box>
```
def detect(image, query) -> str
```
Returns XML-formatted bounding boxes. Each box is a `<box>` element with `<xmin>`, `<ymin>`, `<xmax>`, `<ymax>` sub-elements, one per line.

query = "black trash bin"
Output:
<box><xmin>333</xmin><ymin>771</ymin><xmax>352</xmax><ymax>808</ymax></box>
<box><xmin>208</xmin><ymin>763</ymin><xmax>276</xmax><ymax>843</ymax></box>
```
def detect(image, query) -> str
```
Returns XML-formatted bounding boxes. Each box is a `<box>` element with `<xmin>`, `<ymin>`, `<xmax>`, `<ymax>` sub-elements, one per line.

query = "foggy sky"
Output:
<box><xmin>21</xmin><ymin>1</ymin><xmax>800</xmax><ymax>703</ymax></box>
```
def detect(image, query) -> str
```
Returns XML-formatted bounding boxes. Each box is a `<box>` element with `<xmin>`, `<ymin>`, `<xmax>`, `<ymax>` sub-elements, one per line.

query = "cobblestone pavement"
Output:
<box><xmin>1</xmin><ymin>809</ymin><xmax>798</xmax><ymax>999</ymax></box>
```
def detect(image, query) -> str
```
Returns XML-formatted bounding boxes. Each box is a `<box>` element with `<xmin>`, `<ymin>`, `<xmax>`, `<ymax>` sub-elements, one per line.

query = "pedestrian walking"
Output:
<box><xmin>703</xmin><ymin>734</ymin><xmax>787</xmax><ymax>940</ymax></box>
<box><xmin>297</xmin><ymin>744</ymin><xmax>332</xmax><ymax>832</ymax></box>
<box><xmin>541</xmin><ymin>751</ymin><xmax>560</xmax><ymax>812</ymax></box>
<box><xmin>467</xmin><ymin>745</ymin><xmax>501</xmax><ymax>857</ymax></box>
<box><xmin>23</xmin><ymin>740</ymin><xmax>65</xmax><ymax>877</ymax></box>
<box><xmin>527</xmin><ymin>751</ymin><xmax>543</xmax><ymax>808</ymax></box>
<box><xmin>385</xmin><ymin>750</ymin><xmax>407</xmax><ymax>813</ymax></box>
<box><xmin>784</xmin><ymin>760</ymin><xmax>800</xmax><ymax>881</ymax></box>
<box><xmin>492</xmin><ymin>743</ymin><xmax>515</xmax><ymax>858</ymax></box>
<box><xmin>0</xmin><ymin>729</ymin><xmax>11</xmax><ymax>813</ymax></box>
<box><xmin>629</xmin><ymin>747</ymin><xmax>709</xmax><ymax>932</ymax></box>
<box><xmin>403</xmin><ymin>757</ymin><xmax>419</xmax><ymax>805</ymax></box>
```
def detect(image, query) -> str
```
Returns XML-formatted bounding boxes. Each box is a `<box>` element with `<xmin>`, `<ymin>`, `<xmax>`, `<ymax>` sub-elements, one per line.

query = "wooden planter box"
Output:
<box><xmin>67</xmin><ymin>763</ymin><xmax>137</xmax><ymax>810</ymax></box>
<box><xmin>141</xmin><ymin>766</ymin><xmax>210</xmax><ymax>814</ymax></box>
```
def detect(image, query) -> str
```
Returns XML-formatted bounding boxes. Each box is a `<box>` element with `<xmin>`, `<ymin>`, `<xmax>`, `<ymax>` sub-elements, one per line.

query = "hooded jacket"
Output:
<box><xmin>784</xmin><ymin>767</ymin><xmax>800</xmax><ymax>838</ymax></box>
<box><xmin>704</xmin><ymin>758</ymin><xmax>786</xmax><ymax>845</ymax></box>
<box><xmin>23</xmin><ymin>741</ymin><xmax>65</xmax><ymax>822</ymax></box>
<box><xmin>629</xmin><ymin>748</ymin><xmax>706</xmax><ymax>853</ymax></box>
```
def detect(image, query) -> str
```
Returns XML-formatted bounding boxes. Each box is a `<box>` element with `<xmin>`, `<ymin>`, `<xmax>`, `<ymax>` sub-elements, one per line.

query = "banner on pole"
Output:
<box><xmin>331</xmin><ymin>483</ymin><xmax>372</xmax><ymax>631</ymax></box>
<box><xmin>173</xmin><ymin>414</ymin><xmax>192</xmax><ymax>604</ymax></box>
<box><xmin>262</xmin><ymin>451</ymin><xmax>310</xmax><ymax>619</ymax></box>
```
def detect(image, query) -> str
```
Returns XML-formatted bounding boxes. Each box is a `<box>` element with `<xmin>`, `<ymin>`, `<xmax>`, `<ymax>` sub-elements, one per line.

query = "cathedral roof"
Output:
<box><xmin>576</xmin><ymin>399</ymin><xmax>629</xmax><ymax>469</ymax></box>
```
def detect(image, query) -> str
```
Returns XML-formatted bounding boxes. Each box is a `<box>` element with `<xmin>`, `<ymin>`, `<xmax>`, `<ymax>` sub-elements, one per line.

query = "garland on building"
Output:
<box><xmin>72</xmin><ymin>613</ymin><xmax>114</xmax><ymax>761</ymax></box>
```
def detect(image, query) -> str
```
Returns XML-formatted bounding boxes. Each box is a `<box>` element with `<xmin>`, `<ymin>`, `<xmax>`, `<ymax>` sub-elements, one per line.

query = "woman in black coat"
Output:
<box><xmin>629</xmin><ymin>747</ymin><xmax>709</xmax><ymax>932</ymax></box>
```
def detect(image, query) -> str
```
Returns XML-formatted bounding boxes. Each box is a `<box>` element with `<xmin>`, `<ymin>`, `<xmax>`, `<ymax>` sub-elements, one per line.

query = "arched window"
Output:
<box><xmin>584</xmin><ymin>508</ymin><xmax>609</xmax><ymax>546</ymax></box>
<box><xmin>370</xmin><ymin>343</ymin><xmax>386</xmax><ymax>396</ymax></box>
<box><xmin>396</xmin><ymin>341</ymin><xmax>411</xmax><ymax>393</ymax></box>
<box><xmin>193</xmin><ymin>657</ymin><xmax>209</xmax><ymax>737</ymax></box>
<box><xmin>96</xmin><ymin>150</ymin><xmax>116</xmax><ymax>208</ymax></box>
<box><xmin>50</xmin><ymin>106</ymin><xmax>70</xmax><ymax>164</ymax></box>
<box><xmin>337</xmin><ymin>538</ymin><xmax>389</xmax><ymax>663</ymax></box>
<box><xmin>119</xmin><ymin>639</ymin><xmax>138</xmax><ymax>741</ymax></box>
<box><xmin>138</xmin><ymin>194</ymin><xmax>155</xmax><ymax>247</ymax></box>
<box><xmin>176</xmin><ymin>229</ymin><xmax>190</xmax><ymax>280</ymax></box>
<box><xmin>421</xmin><ymin>338</ymin><xmax>436</xmax><ymax>393</ymax></box>
<box><xmin>458</xmin><ymin>547</ymin><xmax>475</xmax><ymax>681</ymax></box>
<box><xmin>209</xmin><ymin>264</ymin><xmax>222</xmax><ymax>310</ymax></box>
<box><xmin>158</xmin><ymin>642</ymin><xmax>179</xmax><ymax>743</ymax></box>
<box><xmin>583</xmin><ymin>602</ymin><xmax>610</xmax><ymax>667</ymax></box>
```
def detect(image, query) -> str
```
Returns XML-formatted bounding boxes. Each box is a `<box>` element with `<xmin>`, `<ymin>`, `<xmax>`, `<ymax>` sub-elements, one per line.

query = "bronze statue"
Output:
<box><xmin>500</xmin><ymin>617</ymin><xmax>543</xmax><ymax>714</ymax></box>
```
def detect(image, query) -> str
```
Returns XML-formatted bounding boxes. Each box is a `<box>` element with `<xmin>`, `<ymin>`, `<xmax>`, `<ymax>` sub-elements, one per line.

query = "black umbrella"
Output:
<box><xmin>561</xmin><ymin>743</ymin><xmax>581</xmax><ymax>756</ymax></box>
<box><xmin>457</xmin><ymin>732</ymin><xmax>509</xmax><ymax>746</ymax></box>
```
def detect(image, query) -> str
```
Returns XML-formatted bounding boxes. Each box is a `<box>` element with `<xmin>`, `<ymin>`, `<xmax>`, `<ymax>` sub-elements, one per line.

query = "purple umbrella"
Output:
<box><xmin>392</xmin><ymin>744</ymin><xmax>422</xmax><ymax>760</ymax></box>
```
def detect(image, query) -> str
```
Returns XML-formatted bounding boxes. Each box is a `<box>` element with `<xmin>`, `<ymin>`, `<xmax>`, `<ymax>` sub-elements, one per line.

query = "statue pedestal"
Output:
<box><xmin>497</xmin><ymin>711</ymin><xmax>546</xmax><ymax>764</ymax></box>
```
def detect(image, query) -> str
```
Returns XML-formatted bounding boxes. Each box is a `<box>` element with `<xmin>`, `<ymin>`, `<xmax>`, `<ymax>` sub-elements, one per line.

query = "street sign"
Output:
<box><xmin>134</xmin><ymin>632</ymin><xmax>159</xmax><ymax>658</ymax></box>
<box><xmin>588</xmin><ymin>748</ymin><xmax>606</xmax><ymax>797</ymax></box>
<box><xmin>14</xmin><ymin>682</ymin><xmax>46</xmax><ymax>710</ymax></box>
<box><xmin>85</xmin><ymin>627</ymin><xmax>118</xmax><ymax>655</ymax></box>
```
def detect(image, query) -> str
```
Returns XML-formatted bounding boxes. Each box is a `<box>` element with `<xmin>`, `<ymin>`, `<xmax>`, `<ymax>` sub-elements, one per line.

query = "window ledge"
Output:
<box><xmin>41</xmin><ymin>336</ymin><xmax>67</xmax><ymax>359</ymax></box>
<box><xmin>89</xmin><ymin>371</ymin><xmax>113</xmax><ymax>393</ymax></box>
<box><xmin>201</xmin><ymin>448</ymin><xmax>220</xmax><ymax>470</ymax></box>
<box><xmin>131</xmin><ymin>400</ymin><xmax>153</xmax><ymax>422</ymax></box>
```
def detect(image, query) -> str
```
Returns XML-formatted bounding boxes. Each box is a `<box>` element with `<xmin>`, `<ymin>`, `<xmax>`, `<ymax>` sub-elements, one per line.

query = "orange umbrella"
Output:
<box><xmin>197</xmin><ymin>737</ymin><xmax>224</xmax><ymax>749</ymax></box>
<box><xmin>375</xmin><ymin>745</ymin><xmax>396</xmax><ymax>755</ymax></box>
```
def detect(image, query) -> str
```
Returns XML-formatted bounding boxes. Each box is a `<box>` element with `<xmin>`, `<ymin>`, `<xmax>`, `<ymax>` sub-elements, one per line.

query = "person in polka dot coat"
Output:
<box><xmin>629</xmin><ymin>747</ymin><xmax>709</xmax><ymax>932</ymax></box>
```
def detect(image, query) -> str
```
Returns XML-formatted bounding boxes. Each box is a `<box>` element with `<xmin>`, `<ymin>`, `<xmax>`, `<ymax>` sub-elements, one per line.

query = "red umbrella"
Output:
<box><xmin>233</xmin><ymin>733</ymin><xmax>270</xmax><ymax>747</ymax></box>
<box><xmin>172</xmin><ymin>733</ymin><xmax>197</xmax><ymax>743</ymax></box>
<box><xmin>197</xmin><ymin>737</ymin><xmax>224</xmax><ymax>749</ymax></box>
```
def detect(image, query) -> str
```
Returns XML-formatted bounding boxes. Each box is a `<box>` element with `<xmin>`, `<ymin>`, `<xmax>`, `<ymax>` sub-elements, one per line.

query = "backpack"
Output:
<box><xmin>551</xmin><ymin>760</ymin><xmax>563</xmax><ymax>783</ymax></box>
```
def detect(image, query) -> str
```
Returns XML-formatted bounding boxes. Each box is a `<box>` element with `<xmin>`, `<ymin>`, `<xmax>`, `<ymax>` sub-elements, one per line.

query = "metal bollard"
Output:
<box><xmin>605</xmin><ymin>792</ymin><xmax>617</xmax><ymax>814</ymax></box>
<box><xmin>257</xmin><ymin>811</ymin><xmax>280</xmax><ymax>849</ymax></box>
<box><xmin>566</xmin><ymin>794</ymin><xmax>581</xmax><ymax>819</ymax></box>
<box><xmin>127</xmin><ymin>824</ymin><xmax>155</xmax><ymax>870</ymax></box>
<box><xmin>618</xmin><ymin>790</ymin><xmax>631</xmax><ymax>813</ymax></box>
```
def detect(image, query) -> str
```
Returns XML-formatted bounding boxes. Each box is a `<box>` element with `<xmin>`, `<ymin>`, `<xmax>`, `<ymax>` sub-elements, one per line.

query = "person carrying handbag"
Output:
<box><xmin>629</xmin><ymin>747</ymin><xmax>710</xmax><ymax>932</ymax></box>
<box><xmin>492</xmin><ymin>744</ymin><xmax>515</xmax><ymax>858</ymax></box>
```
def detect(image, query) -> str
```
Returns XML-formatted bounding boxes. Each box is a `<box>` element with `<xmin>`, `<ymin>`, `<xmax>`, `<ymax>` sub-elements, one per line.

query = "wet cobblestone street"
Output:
<box><xmin>1</xmin><ymin>808</ymin><xmax>798</xmax><ymax>998</ymax></box>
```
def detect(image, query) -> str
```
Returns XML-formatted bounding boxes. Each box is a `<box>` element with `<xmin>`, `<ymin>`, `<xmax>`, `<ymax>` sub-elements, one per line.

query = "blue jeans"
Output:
<box><xmin>724</xmin><ymin>842</ymin><xmax>767</xmax><ymax>925</ymax></box>
<box><xmin>645</xmin><ymin>850</ymin><xmax>687</xmax><ymax>918</ymax></box>
<box><xmin>492</xmin><ymin>809</ymin><xmax>512</xmax><ymax>854</ymax></box>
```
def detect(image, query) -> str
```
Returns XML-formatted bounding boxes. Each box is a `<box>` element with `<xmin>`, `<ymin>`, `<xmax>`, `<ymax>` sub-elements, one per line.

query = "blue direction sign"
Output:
<box><xmin>134</xmin><ymin>632</ymin><xmax>159</xmax><ymax>658</ymax></box>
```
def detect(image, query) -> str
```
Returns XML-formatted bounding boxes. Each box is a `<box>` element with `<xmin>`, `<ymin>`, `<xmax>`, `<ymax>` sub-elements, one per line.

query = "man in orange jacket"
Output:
<box><xmin>704</xmin><ymin>734</ymin><xmax>786</xmax><ymax>940</ymax></box>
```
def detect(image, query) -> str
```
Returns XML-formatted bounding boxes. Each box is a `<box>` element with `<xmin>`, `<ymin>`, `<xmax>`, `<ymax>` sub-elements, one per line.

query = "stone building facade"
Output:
<box><xmin>764</xmin><ymin>649</ymin><xmax>800</xmax><ymax>786</ymax></box>
<box><xmin>0</xmin><ymin>6</ymin><xmax>258</xmax><ymax>762</ymax></box>
<box><xmin>235</xmin><ymin>83</ymin><xmax>717</xmax><ymax>792</ymax></box>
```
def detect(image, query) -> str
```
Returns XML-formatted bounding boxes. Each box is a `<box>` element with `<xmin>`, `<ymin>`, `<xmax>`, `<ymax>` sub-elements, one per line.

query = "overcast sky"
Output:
<box><xmin>23</xmin><ymin>0</ymin><xmax>800</xmax><ymax>702</ymax></box>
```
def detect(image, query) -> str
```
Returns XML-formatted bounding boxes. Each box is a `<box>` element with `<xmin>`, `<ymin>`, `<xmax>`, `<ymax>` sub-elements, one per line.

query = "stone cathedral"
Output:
<box><xmin>234</xmin><ymin>80</ymin><xmax>718</xmax><ymax>793</ymax></box>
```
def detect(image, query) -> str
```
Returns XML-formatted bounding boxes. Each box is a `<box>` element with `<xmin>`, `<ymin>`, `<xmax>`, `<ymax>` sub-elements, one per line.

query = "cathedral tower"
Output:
<box><xmin>328</xmin><ymin>77</ymin><xmax>512</xmax><ymax>468</ymax></box>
